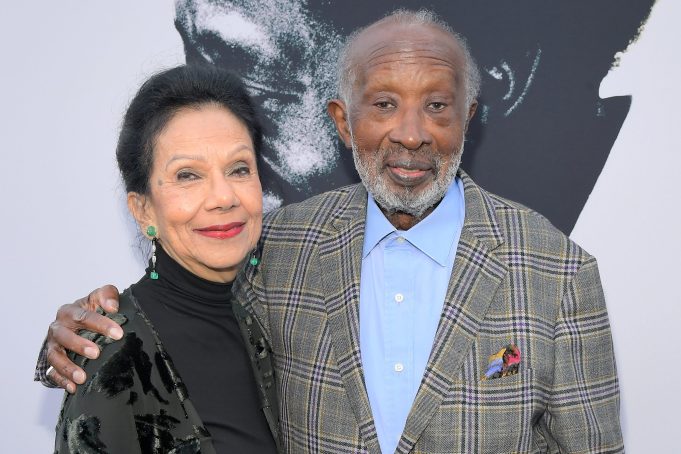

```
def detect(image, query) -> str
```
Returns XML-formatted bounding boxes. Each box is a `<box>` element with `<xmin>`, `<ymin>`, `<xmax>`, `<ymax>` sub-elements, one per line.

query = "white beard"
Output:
<box><xmin>350</xmin><ymin>136</ymin><xmax>463</xmax><ymax>219</ymax></box>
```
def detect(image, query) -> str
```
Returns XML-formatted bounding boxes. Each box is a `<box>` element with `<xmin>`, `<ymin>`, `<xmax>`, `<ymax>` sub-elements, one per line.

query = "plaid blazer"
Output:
<box><xmin>234</xmin><ymin>170</ymin><xmax>622</xmax><ymax>454</ymax></box>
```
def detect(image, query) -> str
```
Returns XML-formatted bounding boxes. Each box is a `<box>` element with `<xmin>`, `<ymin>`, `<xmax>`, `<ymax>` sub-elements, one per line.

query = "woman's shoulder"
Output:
<box><xmin>65</xmin><ymin>287</ymin><xmax>159</xmax><ymax>394</ymax></box>
<box><xmin>73</xmin><ymin>287</ymin><xmax>151</xmax><ymax>355</ymax></box>
<box><xmin>56</xmin><ymin>287</ymin><xmax>213</xmax><ymax>453</ymax></box>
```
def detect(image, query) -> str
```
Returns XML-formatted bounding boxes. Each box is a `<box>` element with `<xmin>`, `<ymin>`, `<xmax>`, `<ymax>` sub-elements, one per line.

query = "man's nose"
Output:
<box><xmin>387</xmin><ymin>106</ymin><xmax>433</xmax><ymax>150</ymax></box>
<box><xmin>205</xmin><ymin>175</ymin><xmax>240</xmax><ymax>211</ymax></box>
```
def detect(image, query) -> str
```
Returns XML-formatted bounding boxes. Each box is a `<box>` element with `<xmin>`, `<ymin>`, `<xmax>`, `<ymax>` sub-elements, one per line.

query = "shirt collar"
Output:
<box><xmin>362</xmin><ymin>177</ymin><xmax>465</xmax><ymax>265</ymax></box>
<box><xmin>363</xmin><ymin>191</ymin><xmax>396</xmax><ymax>258</ymax></box>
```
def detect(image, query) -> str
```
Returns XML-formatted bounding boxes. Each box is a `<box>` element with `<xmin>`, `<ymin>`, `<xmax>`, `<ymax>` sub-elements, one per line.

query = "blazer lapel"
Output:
<box><xmin>317</xmin><ymin>184</ymin><xmax>381</xmax><ymax>453</ymax></box>
<box><xmin>398</xmin><ymin>172</ymin><xmax>509</xmax><ymax>453</ymax></box>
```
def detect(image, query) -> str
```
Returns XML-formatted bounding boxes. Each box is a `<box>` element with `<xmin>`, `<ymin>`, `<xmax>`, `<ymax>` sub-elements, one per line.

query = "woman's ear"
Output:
<box><xmin>127</xmin><ymin>192</ymin><xmax>155</xmax><ymax>237</ymax></box>
<box><xmin>327</xmin><ymin>99</ymin><xmax>353</xmax><ymax>149</ymax></box>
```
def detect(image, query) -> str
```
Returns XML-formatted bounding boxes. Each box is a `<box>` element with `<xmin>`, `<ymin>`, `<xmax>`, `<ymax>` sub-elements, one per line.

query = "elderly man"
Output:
<box><xmin>38</xmin><ymin>10</ymin><xmax>622</xmax><ymax>453</ymax></box>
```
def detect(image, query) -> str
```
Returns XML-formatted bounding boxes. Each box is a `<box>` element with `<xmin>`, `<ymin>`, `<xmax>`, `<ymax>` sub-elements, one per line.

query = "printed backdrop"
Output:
<box><xmin>175</xmin><ymin>0</ymin><xmax>653</xmax><ymax>233</ymax></box>
<box><xmin>1</xmin><ymin>1</ymin><xmax>678</xmax><ymax>452</ymax></box>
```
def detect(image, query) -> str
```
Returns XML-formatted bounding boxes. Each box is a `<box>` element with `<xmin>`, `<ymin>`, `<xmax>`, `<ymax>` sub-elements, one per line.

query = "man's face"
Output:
<box><xmin>330</xmin><ymin>23</ymin><xmax>476</xmax><ymax>218</ymax></box>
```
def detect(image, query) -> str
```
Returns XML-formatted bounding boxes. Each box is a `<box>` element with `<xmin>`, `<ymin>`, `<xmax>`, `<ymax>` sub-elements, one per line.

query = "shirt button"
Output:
<box><xmin>396</xmin><ymin>236</ymin><xmax>405</xmax><ymax>243</ymax></box>
<box><xmin>394</xmin><ymin>293</ymin><xmax>404</xmax><ymax>303</ymax></box>
<box><xmin>394</xmin><ymin>363</ymin><xmax>404</xmax><ymax>372</ymax></box>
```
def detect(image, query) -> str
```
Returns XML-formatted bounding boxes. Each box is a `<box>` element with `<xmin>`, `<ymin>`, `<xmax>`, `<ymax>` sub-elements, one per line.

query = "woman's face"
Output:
<box><xmin>129</xmin><ymin>104</ymin><xmax>263</xmax><ymax>283</ymax></box>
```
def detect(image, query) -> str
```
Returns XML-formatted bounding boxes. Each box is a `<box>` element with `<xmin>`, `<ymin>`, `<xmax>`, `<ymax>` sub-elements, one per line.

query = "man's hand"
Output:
<box><xmin>45</xmin><ymin>285</ymin><xmax>123</xmax><ymax>393</ymax></box>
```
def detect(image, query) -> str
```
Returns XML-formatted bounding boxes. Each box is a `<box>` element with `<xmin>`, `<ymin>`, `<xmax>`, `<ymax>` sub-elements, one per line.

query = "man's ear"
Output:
<box><xmin>327</xmin><ymin>99</ymin><xmax>353</xmax><ymax>149</ymax></box>
<box><xmin>464</xmin><ymin>101</ymin><xmax>478</xmax><ymax>132</ymax></box>
<box><xmin>127</xmin><ymin>192</ymin><xmax>155</xmax><ymax>237</ymax></box>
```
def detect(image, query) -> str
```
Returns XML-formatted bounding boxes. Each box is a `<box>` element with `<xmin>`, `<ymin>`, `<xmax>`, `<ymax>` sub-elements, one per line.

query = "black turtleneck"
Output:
<box><xmin>130</xmin><ymin>245</ymin><xmax>277</xmax><ymax>453</ymax></box>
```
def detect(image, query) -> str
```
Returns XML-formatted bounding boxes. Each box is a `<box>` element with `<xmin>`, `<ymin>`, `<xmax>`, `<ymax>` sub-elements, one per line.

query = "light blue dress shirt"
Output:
<box><xmin>360</xmin><ymin>178</ymin><xmax>465</xmax><ymax>454</ymax></box>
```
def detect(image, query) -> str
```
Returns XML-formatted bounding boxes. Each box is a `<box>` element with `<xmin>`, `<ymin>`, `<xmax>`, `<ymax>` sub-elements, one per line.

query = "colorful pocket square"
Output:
<box><xmin>483</xmin><ymin>344</ymin><xmax>521</xmax><ymax>380</ymax></box>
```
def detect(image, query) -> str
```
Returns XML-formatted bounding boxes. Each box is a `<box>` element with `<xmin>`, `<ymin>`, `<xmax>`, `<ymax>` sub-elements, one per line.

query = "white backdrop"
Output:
<box><xmin>1</xmin><ymin>1</ymin><xmax>678</xmax><ymax>452</ymax></box>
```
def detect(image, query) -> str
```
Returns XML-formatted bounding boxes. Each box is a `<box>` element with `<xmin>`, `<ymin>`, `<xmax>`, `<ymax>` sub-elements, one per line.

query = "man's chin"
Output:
<box><xmin>371</xmin><ymin>169</ymin><xmax>459</xmax><ymax>219</ymax></box>
<box><xmin>372</xmin><ymin>185</ymin><xmax>436</xmax><ymax>217</ymax></box>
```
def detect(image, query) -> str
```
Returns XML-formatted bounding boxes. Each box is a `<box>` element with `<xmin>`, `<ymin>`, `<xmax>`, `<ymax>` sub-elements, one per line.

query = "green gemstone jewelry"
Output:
<box><xmin>147</xmin><ymin>226</ymin><xmax>159</xmax><ymax>280</ymax></box>
<box><xmin>150</xmin><ymin>238</ymin><xmax>159</xmax><ymax>279</ymax></box>
<box><xmin>149</xmin><ymin>238</ymin><xmax>158</xmax><ymax>280</ymax></box>
<box><xmin>249</xmin><ymin>250</ymin><xmax>259</xmax><ymax>266</ymax></box>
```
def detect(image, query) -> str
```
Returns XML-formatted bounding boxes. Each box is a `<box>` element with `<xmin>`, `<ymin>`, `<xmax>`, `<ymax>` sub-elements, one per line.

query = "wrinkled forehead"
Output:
<box><xmin>349</xmin><ymin>23</ymin><xmax>465</xmax><ymax>82</ymax></box>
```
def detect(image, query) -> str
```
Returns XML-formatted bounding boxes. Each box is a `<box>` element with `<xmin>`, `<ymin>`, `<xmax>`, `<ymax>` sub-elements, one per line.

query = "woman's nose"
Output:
<box><xmin>204</xmin><ymin>175</ymin><xmax>240</xmax><ymax>211</ymax></box>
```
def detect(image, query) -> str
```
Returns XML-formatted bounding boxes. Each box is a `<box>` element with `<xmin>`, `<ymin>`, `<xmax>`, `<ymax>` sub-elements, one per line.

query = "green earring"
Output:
<box><xmin>249</xmin><ymin>250</ymin><xmax>259</xmax><ymax>266</ymax></box>
<box><xmin>147</xmin><ymin>226</ymin><xmax>159</xmax><ymax>280</ymax></box>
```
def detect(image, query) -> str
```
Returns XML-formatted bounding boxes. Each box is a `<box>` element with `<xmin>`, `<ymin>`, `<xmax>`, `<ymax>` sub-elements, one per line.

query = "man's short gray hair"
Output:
<box><xmin>337</xmin><ymin>9</ymin><xmax>481</xmax><ymax>108</ymax></box>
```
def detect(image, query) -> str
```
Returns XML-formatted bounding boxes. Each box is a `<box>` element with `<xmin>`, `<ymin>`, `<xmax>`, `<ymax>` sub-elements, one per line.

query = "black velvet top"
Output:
<box><xmin>132</xmin><ymin>245</ymin><xmax>277</xmax><ymax>453</ymax></box>
<box><xmin>54</xmin><ymin>244</ymin><xmax>277</xmax><ymax>453</ymax></box>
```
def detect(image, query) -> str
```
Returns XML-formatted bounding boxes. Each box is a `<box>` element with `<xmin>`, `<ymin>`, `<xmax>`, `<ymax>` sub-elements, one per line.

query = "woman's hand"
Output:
<box><xmin>45</xmin><ymin>285</ymin><xmax>123</xmax><ymax>393</ymax></box>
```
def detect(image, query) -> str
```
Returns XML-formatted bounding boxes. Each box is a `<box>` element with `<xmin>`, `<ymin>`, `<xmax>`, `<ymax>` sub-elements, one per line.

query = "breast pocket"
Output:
<box><xmin>432</xmin><ymin>369</ymin><xmax>539</xmax><ymax>453</ymax></box>
<box><xmin>473</xmin><ymin>368</ymin><xmax>539</xmax><ymax>452</ymax></box>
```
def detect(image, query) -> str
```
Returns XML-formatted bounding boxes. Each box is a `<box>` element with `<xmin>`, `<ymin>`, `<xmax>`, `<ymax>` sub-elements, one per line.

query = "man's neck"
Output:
<box><xmin>380</xmin><ymin>204</ymin><xmax>439</xmax><ymax>230</ymax></box>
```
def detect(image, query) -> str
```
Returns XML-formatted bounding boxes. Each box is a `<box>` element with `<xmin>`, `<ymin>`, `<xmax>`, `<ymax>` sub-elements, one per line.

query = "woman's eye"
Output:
<box><xmin>176</xmin><ymin>170</ymin><xmax>198</xmax><ymax>181</ymax></box>
<box><xmin>231</xmin><ymin>166</ymin><xmax>252</xmax><ymax>177</ymax></box>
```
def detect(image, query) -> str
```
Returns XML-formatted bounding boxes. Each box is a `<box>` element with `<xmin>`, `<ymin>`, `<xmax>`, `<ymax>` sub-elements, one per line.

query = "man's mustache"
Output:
<box><xmin>376</xmin><ymin>145</ymin><xmax>443</xmax><ymax>174</ymax></box>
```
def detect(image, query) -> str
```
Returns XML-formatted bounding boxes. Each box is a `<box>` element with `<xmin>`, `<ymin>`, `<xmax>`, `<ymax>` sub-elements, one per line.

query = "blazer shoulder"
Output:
<box><xmin>486</xmin><ymin>191</ymin><xmax>594</xmax><ymax>264</ymax></box>
<box><xmin>262</xmin><ymin>183</ymin><xmax>365</xmax><ymax>229</ymax></box>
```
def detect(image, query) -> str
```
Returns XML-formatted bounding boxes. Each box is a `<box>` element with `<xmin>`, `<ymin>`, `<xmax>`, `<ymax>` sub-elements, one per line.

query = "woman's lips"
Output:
<box><xmin>194</xmin><ymin>223</ymin><xmax>245</xmax><ymax>239</ymax></box>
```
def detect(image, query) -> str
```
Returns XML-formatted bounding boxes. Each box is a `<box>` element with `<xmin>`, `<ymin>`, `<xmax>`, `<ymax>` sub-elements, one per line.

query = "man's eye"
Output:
<box><xmin>374</xmin><ymin>101</ymin><xmax>394</xmax><ymax>109</ymax></box>
<box><xmin>177</xmin><ymin>170</ymin><xmax>198</xmax><ymax>181</ymax></box>
<box><xmin>428</xmin><ymin>102</ymin><xmax>447</xmax><ymax>111</ymax></box>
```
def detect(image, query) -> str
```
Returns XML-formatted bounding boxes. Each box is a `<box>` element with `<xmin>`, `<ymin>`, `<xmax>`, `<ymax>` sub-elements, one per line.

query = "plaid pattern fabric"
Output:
<box><xmin>233</xmin><ymin>170</ymin><xmax>622</xmax><ymax>454</ymax></box>
<box><xmin>35</xmin><ymin>339</ymin><xmax>56</xmax><ymax>387</ymax></box>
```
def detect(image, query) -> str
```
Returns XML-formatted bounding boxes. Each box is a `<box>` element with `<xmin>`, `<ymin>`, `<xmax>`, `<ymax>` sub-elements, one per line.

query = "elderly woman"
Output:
<box><xmin>53</xmin><ymin>65</ymin><xmax>279</xmax><ymax>453</ymax></box>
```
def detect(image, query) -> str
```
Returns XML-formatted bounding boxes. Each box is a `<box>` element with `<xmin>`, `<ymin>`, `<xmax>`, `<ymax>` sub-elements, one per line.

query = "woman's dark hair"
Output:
<box><xmin>116</xmin><ymin>64</ymin><xmax>262</xmax><ymax>194</ymax></box>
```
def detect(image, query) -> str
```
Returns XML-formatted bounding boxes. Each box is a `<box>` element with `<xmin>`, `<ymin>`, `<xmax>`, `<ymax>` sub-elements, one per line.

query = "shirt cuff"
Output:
<box><xmin>34</xmin><ymin>338</ymin><xmax>58</xmax><ymax>388</ymax></box>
